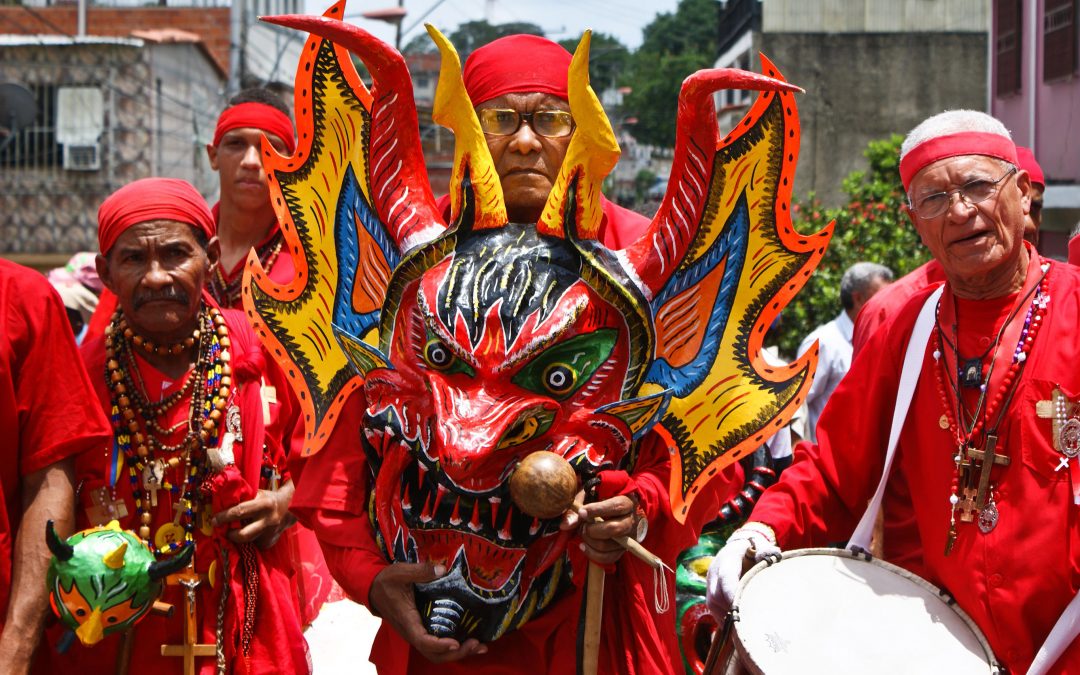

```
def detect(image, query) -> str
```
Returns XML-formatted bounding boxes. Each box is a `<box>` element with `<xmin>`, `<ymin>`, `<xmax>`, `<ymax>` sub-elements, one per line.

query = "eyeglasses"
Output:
<box><xmin>476</xmin><ymin>108</ymin><xmax>575</xmax><ymax>138</ymax></box>
<box><xmin>909</xmin><ymin>168</ymin><xmax>1017</xmax><ymax>220</ymax></box>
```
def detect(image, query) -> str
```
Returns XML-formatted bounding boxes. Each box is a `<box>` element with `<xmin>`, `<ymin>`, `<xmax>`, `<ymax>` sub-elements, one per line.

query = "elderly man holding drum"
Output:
<box><xmin>707</xmin><ymin>110</ymin><xmax>1080</xmax><ymax>675</ymax></box>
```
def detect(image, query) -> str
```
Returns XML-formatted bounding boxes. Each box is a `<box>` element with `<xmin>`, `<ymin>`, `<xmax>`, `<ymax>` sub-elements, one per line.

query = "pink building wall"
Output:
<box><xmin>992</xmin><ymin>0</ymin><xmax>1080</xmax><ymax>184</ymax></box>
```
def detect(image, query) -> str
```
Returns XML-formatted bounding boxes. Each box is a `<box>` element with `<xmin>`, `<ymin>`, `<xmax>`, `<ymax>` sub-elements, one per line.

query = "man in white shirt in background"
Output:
<box><xmin>797</xmin><ymin>262</ymin><xmax>893</xmax><ymax>442</ymax></box>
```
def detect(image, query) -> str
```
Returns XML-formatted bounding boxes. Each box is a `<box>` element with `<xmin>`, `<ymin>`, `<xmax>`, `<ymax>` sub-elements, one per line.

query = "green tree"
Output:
<box><xmin>774</xmin><ymin>135</ymin><xmax>931</xmax><ymax>356</ymax></box>
<box><xmin>622</xmin><ymin>0</ymin><xmax>720</xmax><ymax>146</ymax></box>
<box><xmin>404</xmin><ymin>20</ymin><xmax>545</xmax><ymax>57</ymax></box>
<box><xmin>558</xmin><ymin>32</ymin><xmax>631</xmax><ymax>92</ymax></box>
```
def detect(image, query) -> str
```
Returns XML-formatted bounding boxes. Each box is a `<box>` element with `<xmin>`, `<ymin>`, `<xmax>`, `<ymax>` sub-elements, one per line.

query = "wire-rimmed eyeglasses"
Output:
<box><xmin>908</xmin><ymin>167</ymin><xmax>1017</xmax><ymax>220</ymax></box>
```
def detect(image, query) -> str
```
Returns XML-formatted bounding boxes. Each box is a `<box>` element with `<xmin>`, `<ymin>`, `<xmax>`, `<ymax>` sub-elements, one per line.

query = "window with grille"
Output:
<box><xmin>1045</xmin><ymin>0</ymin><xmax>1078</xmax><ymax>82</ymax></box>
<box><xmin>996</xmin><ymin>0</ymin><xmax>1023</xmax><ymax>96</ymax></box>
<box><xmin>0</xmin><ymin>83</ymin><xmax>62</xmax><ymax>169</ymax></box>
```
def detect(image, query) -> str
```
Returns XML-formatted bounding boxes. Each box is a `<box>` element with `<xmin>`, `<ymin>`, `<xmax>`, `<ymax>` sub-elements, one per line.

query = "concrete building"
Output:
<box><xmin>716</xmin><ymin>0</ymin><xmax>989</xmax><ymax>206</ymax></box>
<box><xmin>0</xmin><ymin>34</ymin><xmax>224</xmax><ymax>260</ymax></box>
<box><xmin>991</xmin><ymin>0</ymin><xmax>1080</xmax><ymax>259</ymax></box>
<box><xmin>0</xmin><ymin>0</ymin><xmax>305</xmax><ymax>264</ymax></box>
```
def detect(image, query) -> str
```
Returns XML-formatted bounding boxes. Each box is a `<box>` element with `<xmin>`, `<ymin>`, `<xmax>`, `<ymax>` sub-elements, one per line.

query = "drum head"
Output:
<box><xmin>732</xmin><ymin>548</ymin><xmax>996</xmax><ymax>674</ymax></box>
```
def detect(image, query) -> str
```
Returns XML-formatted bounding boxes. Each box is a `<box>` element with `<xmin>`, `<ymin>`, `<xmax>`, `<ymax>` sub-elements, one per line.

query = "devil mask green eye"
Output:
<box><xmin>512</xmin><ymin>329</ymin><xmax>617</xmax><ymax>400</ymax></box>
<box><xmin>421</xmin><ymin>332</ymin><xmax>476</xmax><ymax>377</ymax></box>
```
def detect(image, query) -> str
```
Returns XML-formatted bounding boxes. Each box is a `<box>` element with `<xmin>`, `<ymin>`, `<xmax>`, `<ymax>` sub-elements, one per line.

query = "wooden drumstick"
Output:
<box><xmin>510</xmin><ymin>451</ymin><xmax>664</xmax><ymax>675</ymax></box>
<box><xmin>583</xmin><ymin>560</ymin><xmax>605</xmax><ymax>675</ymax></box>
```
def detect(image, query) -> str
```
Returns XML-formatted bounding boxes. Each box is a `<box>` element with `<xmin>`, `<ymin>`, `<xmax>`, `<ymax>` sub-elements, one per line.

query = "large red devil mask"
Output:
<box><xmin>245</xmin><ymin>1</ymin><xmax>829</xmax><ymax>643</ymax></box>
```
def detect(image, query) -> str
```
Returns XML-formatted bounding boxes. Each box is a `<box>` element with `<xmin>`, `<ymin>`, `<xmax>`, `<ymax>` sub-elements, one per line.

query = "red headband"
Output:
<box><xmin>899</xmin><ymin>131</ymin><xmax>1018</xmax><ymax>190</ymax></box>
<box><xmin>1015</xmin><ymin>146</ymin><xmax>1045</xmax><ymax>188</ymax></box>
<box><xmin>463</xmin><ymin>34</ymin><xmax>572</xmax><ymax>106</ymax></box>
<box><xmin>212</xmin><ymin>102</ymin><xmax>296</xmax><ymax>154</ymax></box>
<box><xmin>98</xmin><ymin>178</ymin><xmax>215</xmax><ymax>254</ymax></box>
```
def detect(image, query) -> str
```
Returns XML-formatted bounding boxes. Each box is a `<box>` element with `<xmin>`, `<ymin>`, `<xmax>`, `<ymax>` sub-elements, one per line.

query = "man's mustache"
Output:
<box><xmin>133</xmin><ymin>288</ymin><xmax>189</xmax><ymax>309</ymax></box>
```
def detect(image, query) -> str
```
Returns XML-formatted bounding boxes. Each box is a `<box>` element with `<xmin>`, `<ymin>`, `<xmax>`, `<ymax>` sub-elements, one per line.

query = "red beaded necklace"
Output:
<box><xmin>933</xmin><ymin>262</ymin><xmax>1050</xmax><ymax>555</ymax></box>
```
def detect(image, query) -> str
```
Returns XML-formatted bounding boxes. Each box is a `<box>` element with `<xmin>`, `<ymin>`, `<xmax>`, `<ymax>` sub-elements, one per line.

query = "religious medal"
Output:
<box><xmin>977</xmin><ymin>499</ymin><xmax>999</xmax><ymax>534</ymax></box>
<box><xmin>141</xmin><ymin>458</ymin><xmax>166</xmax><ymax>506</ymax></box>
<box><xmin>155</xmin><ymin>522</ymin><xmax>186</xmax><ymax>553</ymax></box>
<box><xmin>1059</xmin><ymin>418</ymin><xmax>1080</xmax><ymax>458</ymax></box>
<box><xmin>226</xmin><ymin>403</ymin><xmax>243</xmax><ymax>442</ymax></box>
<box><xmin>959</xmin><ymin>358</ymin><xmax>983</xmax><ymax>389</ymax></box>
<box><xmin>208</xmin><ymin>432</ymin><xmax>236</xmax><ymax>471</ymax></box>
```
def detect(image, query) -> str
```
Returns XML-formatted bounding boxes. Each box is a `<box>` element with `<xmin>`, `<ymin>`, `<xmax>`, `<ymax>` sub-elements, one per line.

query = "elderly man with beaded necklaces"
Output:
<box><xmin>707</xmin><ymin>110</ymin><xmax>1080</xmax><ymax>674</ymax></box>
<box><xmin>40</xmin><ymin>177</ymin><xmax>311</xmax><ymax>674</ymax></box>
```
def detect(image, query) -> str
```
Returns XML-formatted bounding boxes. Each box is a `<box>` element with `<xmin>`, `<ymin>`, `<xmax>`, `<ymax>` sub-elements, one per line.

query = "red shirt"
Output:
<box><xmin>751</xmin><ymin>255</ymin><xmax>1080</xmax><ymax>674</ymax></box>
<box><xmin>40</xmin><ymin>308</ymin><xmax>310</xmax><ymax>675</ymax></box>
<box><xmin>0</xmin><ymin>260</ymin><xmax>111</xmax><ymax>624</ymax></box>
<box><xmin>292</xmin><ymin>402</ymin><xmax>725</xmax><ymax>674</ymax></box>
<box><xmin>209</xmin><ymin>216</ymin><xmax>334</xmax><ymax>626</ymax></box>
<box><xmin>852</xmin><ymin>259</ymin><xmax>946</xmax><ymax>354</ymax></box>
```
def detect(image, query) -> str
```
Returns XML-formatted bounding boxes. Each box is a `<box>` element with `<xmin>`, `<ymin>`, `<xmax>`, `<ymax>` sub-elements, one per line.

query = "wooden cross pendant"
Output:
<box><xmin>161</xmin><ymin>566</ymin><xmax>215</xmax><ymax>675</ymax></box>
<box><xmin>966</xmin><ymin>435</ymin><xmax>1010</xmax><ymax>510</ymax></box>
<box><xmin>84</xmin><ymin>486</ymin><xmax>128</xmax><ymax>526</ymax></box>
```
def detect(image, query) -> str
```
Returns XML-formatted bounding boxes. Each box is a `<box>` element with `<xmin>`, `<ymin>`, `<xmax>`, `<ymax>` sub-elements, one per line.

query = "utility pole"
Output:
<box><xmin>395</xmin><ymin>0</ymin><xmax>404</xmax><ymax>51</ymax></box>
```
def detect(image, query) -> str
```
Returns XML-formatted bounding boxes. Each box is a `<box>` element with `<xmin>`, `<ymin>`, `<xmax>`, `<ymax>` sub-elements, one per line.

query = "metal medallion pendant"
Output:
<box><xmin>977</xmin><ymin>502</ymin><xmax>999</xmax><ymax>534</ymax></box>
<box><xmin>960</xmin><ymin>358</ymin><xmax>984</xmax><ymax>389</ymax></box>
<box><xmin>1059</xmin><ymin>418</ymin><xmax>1080</xmax><ymax>458</ymax></box>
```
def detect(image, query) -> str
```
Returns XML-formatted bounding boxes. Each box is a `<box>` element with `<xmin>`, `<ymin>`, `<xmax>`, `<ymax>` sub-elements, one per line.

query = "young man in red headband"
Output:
<box><xmin>435</xmin><ymin>34</ymin><xmax>650</xmax><ymax>249</ymax></box>
<box><xmin>707</xmin><ymin>110</ymin><xmax>1080</xmax><ymax>674</ymax></box>
<box><xmin>207</xmin><ymin>88</ymin><xmax>335</xmax><ymax>628</ymax></box>
<box><xmin>39</xmin><ymin>178</ymin><xmax>311</xmax><ymax>674</ymax></box>
<box><xmin>0</xmin><ymin>267</ymin><xmax>111</xmax><ymax>675</ymax></box>
<box><xmin>206</xmin><ymin>88</ymin><xmax>297</xmax><ymax>307</ymax></box>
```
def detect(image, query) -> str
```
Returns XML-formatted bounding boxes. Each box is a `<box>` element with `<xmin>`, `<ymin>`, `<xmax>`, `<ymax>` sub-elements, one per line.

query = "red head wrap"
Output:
<box><xmin>97</xmin><ymin>178</ymin><xmax>215</xmax><ymax>254</ymax></box>
<box><xmin>463</xmin><ymin>34</ymin><xmax>572</xmax><ymax>106</ymax></box>
<box><xmin>212</xmin><ymin>102</ymin><xmax>296</xmax><ymax>154</ymax></box>
<box><xmin>899</xmin><ymin>131</ymin><xmax>1018</xmax><ymax>190</ymax></box>
<box><xmin>1015</xmin><ymin>146</ymin><xmax>1045</xmax><ymax>188</ymax></box>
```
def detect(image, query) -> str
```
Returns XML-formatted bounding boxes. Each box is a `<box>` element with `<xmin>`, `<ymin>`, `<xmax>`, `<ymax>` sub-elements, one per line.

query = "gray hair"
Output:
<box><xmin>840</xmin><ymin>262</ymin><xmax>893</xmax><ymax>311</ymax></box>
<box><xmin>900</xmin><ymin>110</ymin><xmax>1013</xmax><ymax>159</ymax></box>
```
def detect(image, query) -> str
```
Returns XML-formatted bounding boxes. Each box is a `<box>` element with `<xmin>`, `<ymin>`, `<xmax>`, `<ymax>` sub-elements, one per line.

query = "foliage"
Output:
<box><xmin>773</xmin><ymin>135</ymin><xmax>932</xmax><ymax>357</ymax></box>
<box><xmin>558</xmin><ymin>32</ymin><xmax>631</xmax><ymax>92</ymax></box>
<box><xmin>622</xmin><ymin>0</ymin><xmax>720</xmax><ymax>146</ymax></box>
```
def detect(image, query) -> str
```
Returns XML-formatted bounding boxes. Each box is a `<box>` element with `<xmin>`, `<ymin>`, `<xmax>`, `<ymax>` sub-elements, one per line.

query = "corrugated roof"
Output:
<box><xmin>0</xmin><ymin>34</ymin><xmax>143</xmax><ymax>47</ymax></box>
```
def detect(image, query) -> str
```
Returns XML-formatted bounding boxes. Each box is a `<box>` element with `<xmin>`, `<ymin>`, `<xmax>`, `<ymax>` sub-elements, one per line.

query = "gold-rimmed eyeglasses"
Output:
<box><xmin>908</xmin><ymin>167</ymin><xmax>1017</xmax><ymax>220</ymax></box>
<box><xmin>477</xmin><ymin>108</ymin><xmax>575</xmax><ymax>138</ymax></box>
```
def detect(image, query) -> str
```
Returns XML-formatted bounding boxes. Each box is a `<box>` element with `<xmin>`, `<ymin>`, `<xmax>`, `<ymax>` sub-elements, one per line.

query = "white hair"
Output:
<box><xmin>900</xmin><ymin>110</ymin><xmax>1013</xmax><ymax>160</ymax></box>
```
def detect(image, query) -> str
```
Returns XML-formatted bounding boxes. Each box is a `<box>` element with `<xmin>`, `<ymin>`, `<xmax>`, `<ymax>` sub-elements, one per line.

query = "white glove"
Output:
<box><xmin>705</xmin><ymin>522</ymin><xmax>781</xmax><ymax>622</ymax></box>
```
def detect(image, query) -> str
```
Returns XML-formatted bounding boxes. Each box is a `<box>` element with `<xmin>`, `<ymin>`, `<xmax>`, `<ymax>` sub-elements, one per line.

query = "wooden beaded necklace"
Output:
<box><xmin>104</xmin><ymin>306</ymin><xmax>233</xmax><ymax>555</ymax></box>
<box><xmin>208</xmin><ymin>230</ymin><xmax>284</xmax><ymax>308</ymax></box>
<box><xmin>933</xmin><ymin>263</ymin><xmax>1050</xmax><ymax>555</ymax></box>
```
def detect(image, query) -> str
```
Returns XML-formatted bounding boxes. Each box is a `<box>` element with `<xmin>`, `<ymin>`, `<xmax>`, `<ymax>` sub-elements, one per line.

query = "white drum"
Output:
<box><xmin>724</xmin><ymin>548</ymin><xmax>1000</xmax><ymax>674</ymax></box>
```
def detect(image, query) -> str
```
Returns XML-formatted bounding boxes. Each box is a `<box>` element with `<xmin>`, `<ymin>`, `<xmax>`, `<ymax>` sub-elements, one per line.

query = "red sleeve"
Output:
<box><xmin>630</xmin><ymin>431</ymin><xmax>732</xmax><ymax>560</ymax></box>
<box><xmin>289</xmin><ymin>391</ymin><xmax>387</xmax><ymax>606</ymax></box>
<box><xmin>9</xmin><ymin>267</ymin><xmax>111</xmax><ymax>476</ymax></box>
<box><xmin>749</xmin><ymin>297</ymin><xmax>918</xmax><ymax>548</ymax></box>
<box><xmin>312</xmin><ymin>513</ymin><xmax>388</xmax><ymax>607</ymax></box>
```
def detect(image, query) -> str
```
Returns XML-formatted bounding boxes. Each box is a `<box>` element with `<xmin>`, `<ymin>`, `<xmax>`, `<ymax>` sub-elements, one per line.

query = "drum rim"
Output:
<box><xmin>729</xmin><ymin>547</ymin><xmax>999</xmax><ymax>675</ymax></box>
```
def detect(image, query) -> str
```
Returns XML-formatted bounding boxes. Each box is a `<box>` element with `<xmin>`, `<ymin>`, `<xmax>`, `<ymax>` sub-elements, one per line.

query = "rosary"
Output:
<box><xmin>934</xmin><ymin>263</ymin><xmax>1050</xmax><ymax>556</ymax></box>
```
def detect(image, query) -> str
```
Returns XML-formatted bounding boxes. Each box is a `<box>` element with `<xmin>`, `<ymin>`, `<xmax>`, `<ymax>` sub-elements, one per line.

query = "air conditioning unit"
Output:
<box><xmin>63</xmin><ymin>143</ymin><xmax>101</xmax><ymax>171</ymax></box>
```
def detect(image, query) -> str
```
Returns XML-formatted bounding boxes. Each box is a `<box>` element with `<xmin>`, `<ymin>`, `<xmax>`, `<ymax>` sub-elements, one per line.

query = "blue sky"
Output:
<box><xmin>304</xmin><ymin>0</ymin><xmax>680</xmax><ymax>50</ymax></box>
